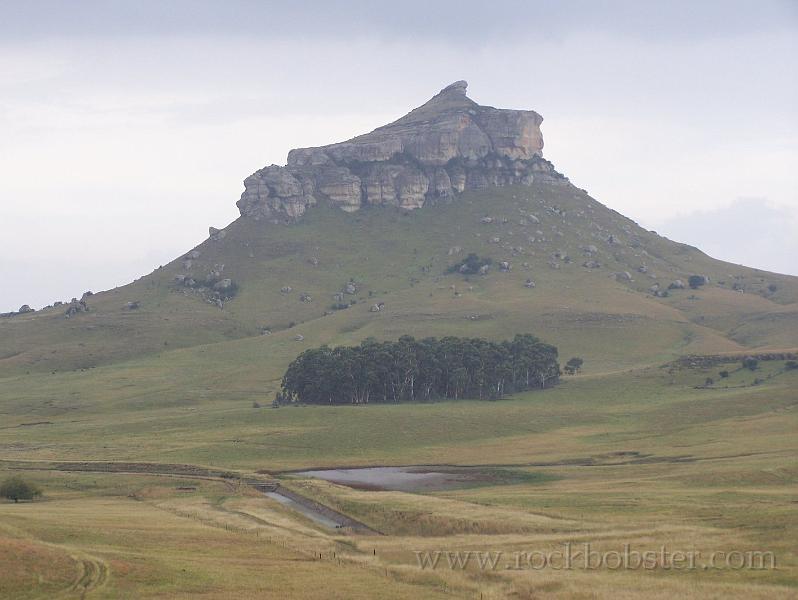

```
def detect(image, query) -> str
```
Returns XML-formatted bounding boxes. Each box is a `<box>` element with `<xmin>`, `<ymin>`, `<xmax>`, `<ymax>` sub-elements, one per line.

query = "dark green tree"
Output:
<box><xmin>0</xmin><ymin>476</ymin><xmax>41</xmax><ymax>503</ymax></box>
<box><xmin>564</xmin><ymin>357</ymin><xmax>584</xmax><ymax>375</ymax></box>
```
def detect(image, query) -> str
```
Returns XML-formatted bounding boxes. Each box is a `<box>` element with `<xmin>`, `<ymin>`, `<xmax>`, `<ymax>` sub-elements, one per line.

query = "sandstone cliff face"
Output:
<box><xmin>236</xmin><ymin>81</ymin><xmax>561</xmax><ymax>220</ymax></box>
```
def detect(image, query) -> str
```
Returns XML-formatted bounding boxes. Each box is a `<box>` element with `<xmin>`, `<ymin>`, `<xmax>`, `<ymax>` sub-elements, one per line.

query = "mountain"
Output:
<box><xmin>1</xmin><ymin>82</ymin><xmax>797</xmax><ymax>384</ymax></box>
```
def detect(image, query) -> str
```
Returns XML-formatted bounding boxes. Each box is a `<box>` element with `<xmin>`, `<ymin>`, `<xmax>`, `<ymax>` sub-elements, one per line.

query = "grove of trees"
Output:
<box><xmin>279</xmin><ymin>334</ymin><xmax>560</xmax><ymax>405</ymax></box>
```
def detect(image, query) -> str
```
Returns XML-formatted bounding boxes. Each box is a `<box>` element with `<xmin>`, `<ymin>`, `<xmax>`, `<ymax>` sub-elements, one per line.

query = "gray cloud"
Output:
<box><xmin>2</xmin><ymin>0</ymin><xmax>796</xmax><ymax>42</ymax></box>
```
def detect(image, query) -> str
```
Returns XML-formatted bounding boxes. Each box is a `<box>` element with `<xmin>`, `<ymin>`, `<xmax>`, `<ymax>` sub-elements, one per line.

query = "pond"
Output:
<box><xmin>293</xmin><ymin>466</ymin><xmax>497</xmax><ymax>492</ymax></box>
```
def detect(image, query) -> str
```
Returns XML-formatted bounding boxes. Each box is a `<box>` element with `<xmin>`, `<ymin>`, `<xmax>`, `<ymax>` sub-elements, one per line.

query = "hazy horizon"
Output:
<box><xmin>2</xmin><ymin>0</ymin><xmax>797</xmax><ymax>312</ymax></box>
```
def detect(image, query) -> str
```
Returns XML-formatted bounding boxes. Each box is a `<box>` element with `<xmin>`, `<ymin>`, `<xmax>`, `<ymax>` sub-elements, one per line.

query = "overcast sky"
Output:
<box><xmin>1</xmin><ymin>0</ymin><xmax>797</xmax><ymax>312</ymax></box>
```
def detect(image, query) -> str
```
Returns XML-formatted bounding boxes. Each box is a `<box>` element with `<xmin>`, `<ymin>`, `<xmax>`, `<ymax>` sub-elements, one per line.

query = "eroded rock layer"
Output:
<box><xmin>236</xmin><ymin>81</ymin><xmax>562</xmax><ymax>219</ymax></box>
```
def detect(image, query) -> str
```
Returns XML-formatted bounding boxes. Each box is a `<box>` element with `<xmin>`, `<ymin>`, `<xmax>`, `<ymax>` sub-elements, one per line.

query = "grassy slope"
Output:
<box><xmin>2</xmin><ymin>180</ymin><xmax>796</xmax><ymax>380</ymax></box>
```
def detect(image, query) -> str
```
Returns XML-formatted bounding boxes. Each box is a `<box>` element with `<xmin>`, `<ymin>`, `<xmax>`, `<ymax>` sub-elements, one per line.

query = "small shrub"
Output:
<box><xmin>742</xmin><ymin>357</ymin><xmax>759</xmax><ymax>371</ymax></box>
<box><xmin>688</xmin><ymin>275</ymin><xmax>706</xmax><ymax>289</ymax></box>
<box><xmin>704</xmin><ymin>377</ymin><xmax>714</xmax><ymax>387</ymax></box>
<box><xmin>447</xmin><ymin>253</ymin><xmax>492</xmax><ymax>275</ymax></box>
<box><xmin>785</xmin><ymin>360</ymin><xmax>798</xmax><ymax>371</ymax></box>
<box><xmin>719</xmin><ymin>370</ymin><xmax>729</xmax><ymax>378</ymax></box>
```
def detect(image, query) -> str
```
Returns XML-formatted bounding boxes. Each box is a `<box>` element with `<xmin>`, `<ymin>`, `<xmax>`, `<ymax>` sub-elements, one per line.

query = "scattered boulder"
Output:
<box><xmin>308</xmin><ymin>256</ymin><xmax>319</xmax><ymax>266</ymax></box>
<box><xmin>294</xmin><ymin>334</ymin><xmax>305</xmax><ymax>342</ymax></box>
<box><xmin>524</xmin><ymin>279</ymin><xmax>536</xmax><ymax>288</ymax></box>
<box><xmin>213</xmin><ymin>279</ymin><xmax>233</xmax><ymax>291</ymax></box>
<box><xmin>637</xmin><ymin>265</ymin><xmax>648</xmax><ymax>274</ymax></box>
<box><xmin>480</xmin><ymin>216</ymin><xmax>494</xmax><ymax>224</ymax></box>
<box><xmin>17</xmin><ymin>304</ymin><xmax>34</xmax><ymax>314</ymax></box>
<box><xmin>499</xmin><ymin>261</ymin><xmax>511</xmax><ymax>272</ymax></box>
<box><xmin>478</xmin><ymin>264</ymin><xmax>490</xmax><ymax>275</ymax></box>
<box><xmin>582</xmin><ymin>260</ymin><xmax>601</xmax><ymax>269</ymax></box>
<box><xmin>126</xmin><ymin>301</ymin><xmax>140</xmax><ymax>310</ymax></box>
<box><xmin>615</xmin><ymin>271</ymin><xmax>633</xmax><ymax>282</ymax></box>
<box><xmin>344</xmin><ymin>281</ymin><xmax>358</xmax><ymax>295</ymax></box>
<box><xmin>280</xmin><ymin>286</ymin><xmax>293</xmax><ymax>294</ymax></box>
<box><xmin>370</xmin><ymin>302</ymin><xmax>385</xmax><ymax>312</ymax></box>
<box><xmin>299</xmin><ymin>293</ymin><xmax>313</xmax><ymax>303</ymax></box>
<box><xmin>668</xmin><ymin>279</ymin><xmax>686</xmax><ymax>290</ymax></box>
<box><xmin>448</xmin><ymin>246</ymin><xmax>463</xmax><ymax>256</ymax></box>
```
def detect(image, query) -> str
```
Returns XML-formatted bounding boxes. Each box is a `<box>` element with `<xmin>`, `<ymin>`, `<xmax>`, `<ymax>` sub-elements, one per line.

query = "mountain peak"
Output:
<box><xmin>440</xmin><ymin>79</ymin><xmax>469</xmax><ymax>95</ymax></box>
<box><xmin>237</xmin><ymin>83</ymin><xmax>559</xmax><ymax>220</ymax></box>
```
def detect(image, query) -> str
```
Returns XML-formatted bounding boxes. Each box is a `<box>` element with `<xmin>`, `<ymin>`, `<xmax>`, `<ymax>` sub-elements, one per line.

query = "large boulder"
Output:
<box><xmin>64</xmin><ymin>298</ymin><xmax>88</xmax><ymax>318</ymax></box>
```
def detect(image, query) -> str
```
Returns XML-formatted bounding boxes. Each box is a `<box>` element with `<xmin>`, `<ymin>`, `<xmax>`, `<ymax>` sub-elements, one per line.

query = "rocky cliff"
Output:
<box><xmin>236</xmin><ymin>81</ymin><xmax>562</xmax><ymax>220</ymax></box>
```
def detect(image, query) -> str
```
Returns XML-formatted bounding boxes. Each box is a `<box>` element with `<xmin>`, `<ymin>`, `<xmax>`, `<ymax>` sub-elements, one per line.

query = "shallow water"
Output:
<box><xmin>295</xmin><ymin>466</ymin><xmax>485</xmax><ymax>492</ymax></box>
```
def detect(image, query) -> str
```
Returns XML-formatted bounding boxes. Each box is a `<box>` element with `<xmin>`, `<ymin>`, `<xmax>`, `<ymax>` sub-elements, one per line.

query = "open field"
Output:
<box><xmin>1</xmin><ymin>358</ymin><xmax>796</xmax><ymax>598</ymax></box>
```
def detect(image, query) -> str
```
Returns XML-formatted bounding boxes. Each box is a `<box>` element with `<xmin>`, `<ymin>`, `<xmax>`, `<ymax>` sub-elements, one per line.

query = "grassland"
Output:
<box><xmin>1</xmin><ymin>360</ymin><xmax>796</xmax><ymax>598</ymax></box>
<box><xmin>1</xmin><ymin>182</ymin><xmax>796</xmax><ymax>598</ymax></box>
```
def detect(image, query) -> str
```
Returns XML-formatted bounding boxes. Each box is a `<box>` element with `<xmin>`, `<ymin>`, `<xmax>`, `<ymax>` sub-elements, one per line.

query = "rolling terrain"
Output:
<box><xmin>1</xmin><ymin>83</ymin><xmax>796</xmax><ymax>598</ymax></box>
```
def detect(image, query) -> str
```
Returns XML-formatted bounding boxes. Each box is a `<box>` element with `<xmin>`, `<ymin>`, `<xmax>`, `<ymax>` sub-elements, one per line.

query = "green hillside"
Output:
<box><xmin>2</xmin><ymin>179</ymin><xmax>796</xmax><ymax>383</ymax></box>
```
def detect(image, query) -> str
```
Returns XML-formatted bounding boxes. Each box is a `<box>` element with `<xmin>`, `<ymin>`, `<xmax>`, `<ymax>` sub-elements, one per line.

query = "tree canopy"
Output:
<box><xmin>0</xmin><ymin>476</ymin><xmax>41</xmax><ymax>503</ymax></box>
<box><xmin>280</xmin><ymin>334</ymin><xmax>560</xmax><ymax>405</ymax></box>
<box><xmin>564</xmin><ymin>357</ymin><xmax>584</xmax><ymax>375</ymax></box>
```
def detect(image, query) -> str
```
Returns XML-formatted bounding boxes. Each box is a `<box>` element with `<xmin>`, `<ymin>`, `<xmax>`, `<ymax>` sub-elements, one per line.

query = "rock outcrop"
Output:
<box><xmin>236</xmin><ymin>81</ymin><xmax>561</xmax><ymax>220</ymax></box>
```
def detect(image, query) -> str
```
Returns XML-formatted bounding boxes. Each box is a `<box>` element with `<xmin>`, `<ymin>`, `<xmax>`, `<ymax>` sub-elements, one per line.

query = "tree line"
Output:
<box><xmin>278</xmin><ymin>334</ymin><xmax>560</xmax><ymax>405</ymax></box>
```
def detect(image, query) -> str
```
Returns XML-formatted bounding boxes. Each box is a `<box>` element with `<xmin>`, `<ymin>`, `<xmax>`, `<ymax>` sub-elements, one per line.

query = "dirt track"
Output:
<box><xmin>1</xmin><ymin>459</ymin><xmax>379</xmax><ymax>535</ymax></box>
